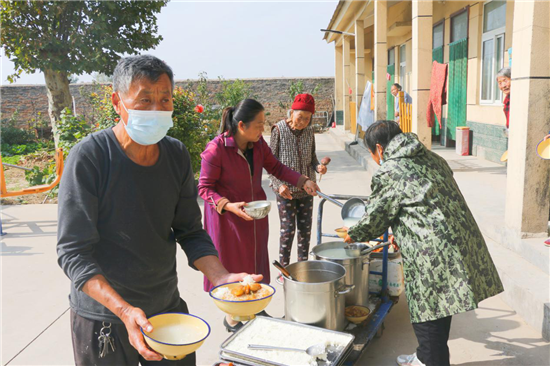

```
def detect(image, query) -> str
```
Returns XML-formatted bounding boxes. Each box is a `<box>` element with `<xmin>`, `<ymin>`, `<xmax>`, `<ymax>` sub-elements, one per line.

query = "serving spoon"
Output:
<box><xmin>248</xmin><ymin>343</ymin><xmax>326</xmax><ymax>357</ymax></box>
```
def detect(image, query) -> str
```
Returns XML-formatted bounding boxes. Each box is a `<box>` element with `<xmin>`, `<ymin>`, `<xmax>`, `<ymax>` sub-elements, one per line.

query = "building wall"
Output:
<box><xmin>431</xmin><ymin>0</ymin><xmax>513</xmax><ymax>163</ymax></box>
<box><xmin>0</xmin><ymin>77</ymin><xmax>335</xmax><ymax>133</ymax></box>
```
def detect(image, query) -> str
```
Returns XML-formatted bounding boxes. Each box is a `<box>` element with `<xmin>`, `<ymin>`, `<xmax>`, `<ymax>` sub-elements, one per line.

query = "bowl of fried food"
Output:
<box><xmin>345</xmin><ymin>305</ymin><xmax>371</xmax><ymax>324</ymax></box>
<box><xmin>141</xmin><ymin>313</ymin><xmax>210</xmax><ymax>360</ymax></box>
<box><xmin>210</xmin><ymin>276</ymin><xmax>275</xmax><ymax>321</ymax></box>
<box><xmin>244</xmin><ymin>201</ymin><xmax>271</xmax><ymax>220</ymax></box>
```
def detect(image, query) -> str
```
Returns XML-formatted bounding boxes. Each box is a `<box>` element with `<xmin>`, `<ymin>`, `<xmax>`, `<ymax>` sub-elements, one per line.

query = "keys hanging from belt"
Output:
<box><xmin>98</xmin><ymin>322</ymin><xmax>116</xmax><ymax>358</ymax></box>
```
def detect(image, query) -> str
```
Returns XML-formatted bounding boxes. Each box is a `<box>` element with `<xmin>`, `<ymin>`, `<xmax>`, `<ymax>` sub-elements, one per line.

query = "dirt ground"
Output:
<box><xmin>1</xmin><ymin>151</ymin><xmax>58</xmax><ymax>205</ymax></box>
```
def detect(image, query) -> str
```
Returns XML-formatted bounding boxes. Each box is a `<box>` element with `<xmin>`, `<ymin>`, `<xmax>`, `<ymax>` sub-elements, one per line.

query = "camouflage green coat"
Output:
<box><xmin>348</xmin><ymin>133</ymin><xmax>503</xmax><ymax>323</ymax></box>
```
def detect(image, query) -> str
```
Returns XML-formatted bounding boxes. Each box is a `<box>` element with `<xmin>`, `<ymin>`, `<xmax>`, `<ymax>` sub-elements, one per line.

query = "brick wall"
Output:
<box><xmin>0</xmin><ymin>77</ymin><xmax>334</xmax><ymax>132</ymax></box>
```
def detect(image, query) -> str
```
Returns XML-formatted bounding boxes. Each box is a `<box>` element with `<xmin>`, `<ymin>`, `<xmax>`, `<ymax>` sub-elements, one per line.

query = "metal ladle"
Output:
<box><xmin>272</xmin><ymin>260</ymin><xmax>296</xmax><ymax>281</ymax></box>
<box><xmin>344</xmin><ymin>241</ymin><xmax>392</xmax><ymax>257</ymax></box>
<box><xmin>315</xmin><ymin>191</ymin><xmax>366</xmax><ymax>222</ymax></box>
<box><xmin>248</xmin><ymin>343</ymin><xmax>327</xmax><ymax>357</ymax></box>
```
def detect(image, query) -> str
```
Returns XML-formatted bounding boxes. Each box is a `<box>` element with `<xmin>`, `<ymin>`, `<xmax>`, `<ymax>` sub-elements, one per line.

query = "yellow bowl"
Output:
<box><xmin>345</xmin><ymin>305</ymin><xmax>371</xmax><ymax>324</ymax></box>
<box><xmin>537</xmin><ymin>138</ymin><xmax>550</xmax><ymax>160</ymax></box>
<box><xmin>210</xmin><ymin>282</ymin><xmax>275</xmax><ymax>321</ymax></box>
<box><xmin>500</xmin><ymin>150</ymin><xmax>508</xmax><ymax>162</ymax></box>
<box><xmin>141</xmin><ymin>313</ymin><xmax>210</xmax><ymax>360</ymax></box>
<box><xmin>335</xmin><ymin>228</ymin><xmax>348</xmax><ymax>239</ymax></box>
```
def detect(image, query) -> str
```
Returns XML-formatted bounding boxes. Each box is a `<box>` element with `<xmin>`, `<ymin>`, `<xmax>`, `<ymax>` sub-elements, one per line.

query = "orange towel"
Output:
<box><xmin>426</xmin><ymin>61</ymin><xmax>448</xmax><ymax>128</ymax></box>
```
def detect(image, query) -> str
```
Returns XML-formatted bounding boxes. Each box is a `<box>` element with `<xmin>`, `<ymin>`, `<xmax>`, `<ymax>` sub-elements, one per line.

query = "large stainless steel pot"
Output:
<box><xmin>278</xmin><ymin>260</ymin><xmax>353</xmax><ymax>331</ymax></box>
<box><xmin>310</xmin><ymin>242</ymin><xmax>370</xmax><ymax>307</ymax></box>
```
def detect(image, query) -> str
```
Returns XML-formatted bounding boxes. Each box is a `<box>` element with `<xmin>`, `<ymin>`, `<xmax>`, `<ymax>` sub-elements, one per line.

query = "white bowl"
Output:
<box><xmin>244</xmin><ymin>200</ymin><xmax>272</xmax><ymax>220</ymax></box>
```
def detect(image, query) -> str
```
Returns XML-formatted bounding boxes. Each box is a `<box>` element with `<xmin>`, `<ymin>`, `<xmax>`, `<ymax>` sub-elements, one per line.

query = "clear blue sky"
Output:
<box><xmin>1</xmin><ymin>1</ymin><xmax>338</xmax><ymax>85</ymax></box>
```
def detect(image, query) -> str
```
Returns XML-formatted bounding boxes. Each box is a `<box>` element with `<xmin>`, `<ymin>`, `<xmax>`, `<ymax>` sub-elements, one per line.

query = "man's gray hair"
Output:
<box><xmin>496</xmin><ymin>67</ymin><xmax>511</xmax><ymax>79</ymax></box>
<box><xmin>112</xmin><ymin>55</ymin><xmax>174</xmax><ymax>95</ymax></box>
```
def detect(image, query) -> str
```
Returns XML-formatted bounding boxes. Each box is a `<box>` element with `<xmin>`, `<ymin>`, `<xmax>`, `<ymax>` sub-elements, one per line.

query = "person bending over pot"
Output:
<box><xmin>344</xmin><ymin>120</ymin><xmax>503</xmax><ymax>366</ymax></box>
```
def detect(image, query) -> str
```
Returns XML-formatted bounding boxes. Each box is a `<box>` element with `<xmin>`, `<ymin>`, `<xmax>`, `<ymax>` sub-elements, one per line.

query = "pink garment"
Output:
<box><xmin>427</xmin><ymin>61</ymin><xmax>448</xmax><ymax>128</ymax></box>
<box><xmin>198</xmin><ymin>133</ymin><xmax>302</xmax><ymax>291</ymax></box>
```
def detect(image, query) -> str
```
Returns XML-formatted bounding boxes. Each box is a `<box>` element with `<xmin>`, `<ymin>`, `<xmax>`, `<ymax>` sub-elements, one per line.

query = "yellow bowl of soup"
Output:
<box><xmin>141</xmin><ymin>313</ymin><xmax>210</xmax><ymax>360</ymax></box>
<box><xmin>345</xmin><ymin>305</ymin><xmax>371</xmax><ymax>324</ymax></box>
<box><xmin>210</xmin><ymin>282</ymin><xmax>275</xmax><ymax>321</ymax></box>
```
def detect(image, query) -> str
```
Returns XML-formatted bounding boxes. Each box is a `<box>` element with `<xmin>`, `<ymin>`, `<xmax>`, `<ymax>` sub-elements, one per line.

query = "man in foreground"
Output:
<box><xmin>57</xmin><ymin>55</ymin><xmax>260</xmax><ymax>365</ymax></box>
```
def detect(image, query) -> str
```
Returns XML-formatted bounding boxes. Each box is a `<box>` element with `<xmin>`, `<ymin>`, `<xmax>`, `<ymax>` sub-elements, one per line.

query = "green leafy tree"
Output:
<box><xmin>215</xmin><ymin>76</ymin><xmax>256</xmax><ymax>111</ymax></box>
<box><xmin>278</xmin><ymin>80</ymin><xmax>321</xmax><ymax>110</ymax></box>
<box><xmin>0</xmin><ymin>0</ymin><xmax>168</xmax><ymax>146</ymax></box>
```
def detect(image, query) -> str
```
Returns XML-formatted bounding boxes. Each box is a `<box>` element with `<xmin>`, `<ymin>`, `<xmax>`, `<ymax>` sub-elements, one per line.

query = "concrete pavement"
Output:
<box><xmin>1</xmin><ymin>133</ymin><xmax>549</xmax><ymax>365</ymax></box>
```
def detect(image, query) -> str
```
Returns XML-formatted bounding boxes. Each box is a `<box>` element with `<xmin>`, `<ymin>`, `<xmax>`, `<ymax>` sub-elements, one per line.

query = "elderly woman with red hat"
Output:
<box><xmin>269</xmin><ymin>94</ymin><xmax>327</xmax><ymax>267</ymax></box>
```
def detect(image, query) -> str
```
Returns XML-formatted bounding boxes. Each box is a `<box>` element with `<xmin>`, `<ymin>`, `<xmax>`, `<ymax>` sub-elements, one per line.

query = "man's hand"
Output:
<box><xmin>303</xmin><ymin>180</ymin><xmax>319</xmax><ymax>196</ymax></box>
<box><xmin>317</xmin><ymin>164</ymin><xmax>328</xmax><ymax>175</ymax></box>
<box><xmin>545</xmin><ymin>134</ymin><xmax>550</xmax><ymax>141</ymax></box>
<box><xmin>214</xmin><ymin>272</ymin><xmax>264</xmax><ymax>287</ymax></box>
<box><xmin>278</xmin><ymin>185</ymin><xmax>292</xmax><ymax>200</ymax></box>
<box><xmin>225</xmin><ymin>202</ymin><xmax>253</xmax><ymax>221</ymax></box>
<box><xmin>120</xmin><ymin>306</ymin><xmax>163</xmax><ymax>361</ymax></box>
<box><xmin>395</xmin><ymin>111</ymin><xmax>399</xmax><ymax>117</ymax></box>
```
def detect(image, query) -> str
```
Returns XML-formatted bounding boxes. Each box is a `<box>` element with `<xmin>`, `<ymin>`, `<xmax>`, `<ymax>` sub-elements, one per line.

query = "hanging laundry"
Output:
<box><xmin>426</xmin><ymin>61</ymin><xmax>448</xmax><ymax>128</ymax></box>
<box><xmin>357</xmin><ymin>81</ymin><xmax>375</xmax><ymax>129</ymax></box>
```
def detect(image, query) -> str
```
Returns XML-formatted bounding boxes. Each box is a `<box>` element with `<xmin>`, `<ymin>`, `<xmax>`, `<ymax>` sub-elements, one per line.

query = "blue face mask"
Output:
<box><xmin>378</xmin><ymin>148</ymin><xmax>384</xmax><ymax>165</ymax></box>
<box><xmin>118</xmin><ymin>95</ymin><xmax>173</xmax><ymax>146</ymax></box>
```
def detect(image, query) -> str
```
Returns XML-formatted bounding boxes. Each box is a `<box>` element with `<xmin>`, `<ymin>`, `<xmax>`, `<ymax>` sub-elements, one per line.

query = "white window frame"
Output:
<box><xmin>480</xmin><ymin>0</ymin><xmax>506</xmax><ymax>105</ymax></box>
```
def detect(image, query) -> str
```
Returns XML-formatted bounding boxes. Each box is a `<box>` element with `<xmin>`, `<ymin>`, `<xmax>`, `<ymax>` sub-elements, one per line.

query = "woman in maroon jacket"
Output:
<box><xmin>198</xmin><ymin>99</ymin><xmax>319</xmax><ymax>331</ymax></box>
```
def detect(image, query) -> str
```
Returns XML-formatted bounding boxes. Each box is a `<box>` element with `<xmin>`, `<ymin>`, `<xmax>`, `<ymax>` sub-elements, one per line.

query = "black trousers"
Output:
<box><xmin>412</xmin><ymin>316</ymin><xmax>452</xmax><ymax>366</ymax></box>
<box><xmin>276</xmin><ymin>195</ymin><xmax>314</xmax><ymax>267</ymax></box>
<box><xmin>71</xmin><ymin>298</ymin><xmax>196</xmax><ymax>366</ymax></box>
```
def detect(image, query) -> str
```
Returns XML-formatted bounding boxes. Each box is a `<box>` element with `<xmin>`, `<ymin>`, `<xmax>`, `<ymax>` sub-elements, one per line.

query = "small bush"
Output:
<box><xmin>1</xmin><ymin>111</ymin><xmax>37</xmax><ymax>146</ymax></box>
<box><xmin>169</xmin><ymin>87</ymin><xmax>218</xmax><ymax>175</ymax></box>
<box><xmin>55</xmin><ymin>108</ymin><xmax>92</xmax><ymax>153</ymax></box>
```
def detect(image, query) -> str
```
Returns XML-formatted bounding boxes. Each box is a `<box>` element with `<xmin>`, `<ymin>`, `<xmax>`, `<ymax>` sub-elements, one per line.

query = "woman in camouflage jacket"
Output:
<box><xmin>345</xmin><ymin>120</ymin><xmax>503</xmax><ymax>366</ymax></box>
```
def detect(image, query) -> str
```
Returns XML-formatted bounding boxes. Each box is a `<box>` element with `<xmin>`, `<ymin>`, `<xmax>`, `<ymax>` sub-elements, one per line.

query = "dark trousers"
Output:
<box><xmin>71</xmin><ymin>299</ymin><xmax>196</xmax><ymax>366</ymax></box>
<box><xmin>412</xmin><ymin>316</ymin><xmax>452</xmax><ymax>366</ymax></box>
<box><xmin>276</xmin><ymin>195</ymin><xmax>314</xmax><ymax>267</ymax></box>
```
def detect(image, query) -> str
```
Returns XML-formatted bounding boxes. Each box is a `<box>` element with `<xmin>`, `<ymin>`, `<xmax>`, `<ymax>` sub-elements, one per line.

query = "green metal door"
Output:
<box><xmin>432</xmin><ymin>46</ymin><xmax>444</xmax><ymax>137</ymax></box>
<box><xmin>447</xmin><ymin>38</ymin><xmax>468</xmax><ymax>141</ymax></box>
<box><xmin>386</xmin><ymin>64</ymin><xmax>395</xmax><ymax>120</ymax></box>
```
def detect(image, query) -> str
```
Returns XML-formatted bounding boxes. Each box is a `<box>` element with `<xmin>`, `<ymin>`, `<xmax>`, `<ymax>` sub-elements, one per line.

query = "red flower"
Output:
<box><xmin>194</xmin><ymin>104</ymin><xmax>204</xmax><ymax>113</ymax></box>
<box><xmin>115</xmin><ymin>118</ymin><xmax>120</xmax><ymax>122</ymax></box>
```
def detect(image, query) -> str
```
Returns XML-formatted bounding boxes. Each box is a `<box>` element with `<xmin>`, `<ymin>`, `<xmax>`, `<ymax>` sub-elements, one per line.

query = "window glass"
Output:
<box><xmin>433</xmin><ymin>23</ymin><xmax>444</xmax><ymax>49</ymax></box>
<box><xmin>388</xmin><ymin>48</ymin><xmax>395</xmax><ymax>65</ymax></box>
<box><xmin>481</xmin><ymin>39</ymin><xmax>494</xmax><ymax>101</ymax></box>
<box><xmin>451</xmin><ymin>11</ymin><xmax>468</xmax><ymax>42</ymax></box>
<box><xmin>494</xmin><ymin>35</ymin><xmax>504</xmax><ymax>100</ymax></box>
<box><xmin>484</xmin><ymin>1</ymin><xmax>506</xmax><ymax>33</ymax></box>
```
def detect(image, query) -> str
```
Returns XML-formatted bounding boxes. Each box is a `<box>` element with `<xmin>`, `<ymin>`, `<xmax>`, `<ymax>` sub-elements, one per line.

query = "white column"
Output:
<box><xmin>505</xmin><ymin>1</ymin><xmax>550</xmax><ymax>237</ymax></box>
<box><xmin>355</xmin><ymin>20</ymin><xmax>366</xmax><ymax>116</ymax></box>
<box><xmin>374</xmin><ymin>0</ymin><xmax>388</xmax><ymax>121</ymax></box>
<box><xmin>411</xmin><ymin>0</ymin><xmax>433</xmax><ymax>149</ymax></box>
<box><xmin>335</xmin><ymin>44</ymin><xmax>344</xmax><ymax>125</ymax></box>
<box><xmin>343</xmin><ymin>36</ymin><xmax>352</xmax><ymax>130</ymax></box>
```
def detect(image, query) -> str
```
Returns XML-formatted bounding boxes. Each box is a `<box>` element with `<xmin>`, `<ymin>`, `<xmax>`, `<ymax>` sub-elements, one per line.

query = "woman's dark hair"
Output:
<box><xmin>219</xmin><ymin>99</ymin><xmax>265</xmax><ymax>136</ymax></box>
<box><xmin>364</xmin><ymin>120</ymin><xmax>403</xmax><ymax>153</ymax></box>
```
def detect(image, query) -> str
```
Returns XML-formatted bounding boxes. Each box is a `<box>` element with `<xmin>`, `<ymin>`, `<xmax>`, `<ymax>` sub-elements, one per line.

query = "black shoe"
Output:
<box><xmin>223</xmin><ymin>317</ymin><xmax>243</xmax><ymax>333</ymax></box>
<box><xmin>257</xmin><ymin>310</ymin><xmax>272</xmax><ymax>318</ymax></box>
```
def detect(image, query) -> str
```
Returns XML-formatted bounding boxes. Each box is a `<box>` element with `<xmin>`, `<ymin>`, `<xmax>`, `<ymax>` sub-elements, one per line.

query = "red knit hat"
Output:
<box><xmin>291</xmin><ymin>93</ymin><xmax>315</xmax><ymax>114</ymax></box>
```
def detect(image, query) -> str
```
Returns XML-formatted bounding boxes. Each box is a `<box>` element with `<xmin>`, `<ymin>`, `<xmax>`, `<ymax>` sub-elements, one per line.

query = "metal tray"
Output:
<box><xmin>219</xmin><ymin>316</ymin><xmax>355</xmax><ymax>366</ymax></box>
